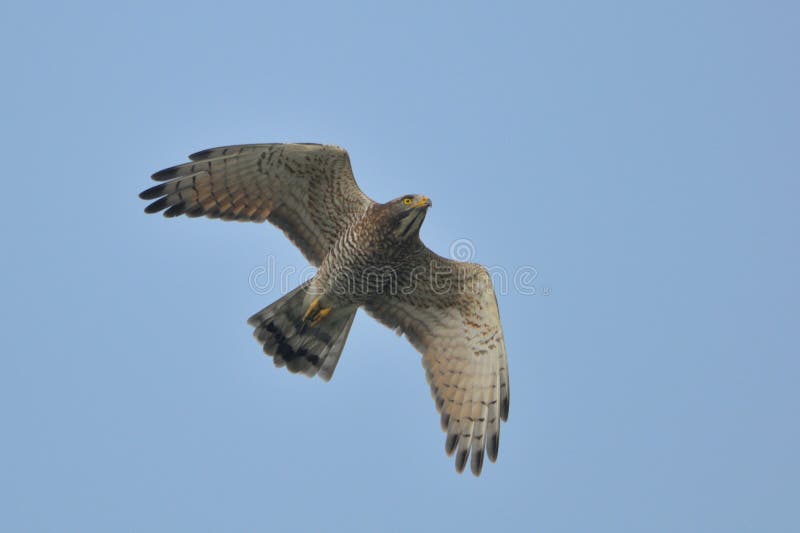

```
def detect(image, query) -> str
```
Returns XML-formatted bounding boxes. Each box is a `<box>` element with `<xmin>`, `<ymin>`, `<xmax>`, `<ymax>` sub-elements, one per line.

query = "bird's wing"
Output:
<box><xmin>363</xmin><ymin>248</ymin><xmax>510</xmax><ymax>476</ymax></box>
<box><xmin>140</xmin><ymin>143</ymin><xmax>373</xmax><ymax>266</ymax></box>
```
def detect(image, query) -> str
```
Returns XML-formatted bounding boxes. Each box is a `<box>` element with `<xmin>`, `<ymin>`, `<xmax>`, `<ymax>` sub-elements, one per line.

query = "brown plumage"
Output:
<box><xmin>141</xmin><ymin>143</ymin><xmax>510</xmax><ymax>476</ymax></box>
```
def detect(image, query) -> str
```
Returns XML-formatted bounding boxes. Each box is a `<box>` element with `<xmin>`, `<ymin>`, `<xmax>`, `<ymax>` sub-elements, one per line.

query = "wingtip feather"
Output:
<box><xmin>470</xmin><ymin>449</ymin><xmax>484</xmax><ymax>476</ymax></box>
<box><xmin>144</xmin><ymin>197</ymin><xmax>169</xmax><ymax>214</ymax></box>
<box><xmin>445</xmin><ymin>432</ymin><xmax>459</xmax><ymax>456</ymax></box>
<box><xmin>163</xmin><ymin>202</ymin><xmax>186</xmax><ymax>217</ymax></box>
<box><xmin>455</xmin><ymin>449</ymin><xmax>469</xmax><ymax>473</ymax></box>
<box><xmin>151</xmin><ymin>165</ymin><xmax>181</xmax><ymax>181</ymax></box>
<box><xmin>139</xmin><ymin>183</ymin><xmax>165</xmax><ymax>200</ymax></box>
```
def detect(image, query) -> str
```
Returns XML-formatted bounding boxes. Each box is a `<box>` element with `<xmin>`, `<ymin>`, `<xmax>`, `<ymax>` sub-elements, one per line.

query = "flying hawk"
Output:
<box><xmin>140</xmin><ymin>143</ymin><xmax>510</xmax><ymax>475</ymax></box>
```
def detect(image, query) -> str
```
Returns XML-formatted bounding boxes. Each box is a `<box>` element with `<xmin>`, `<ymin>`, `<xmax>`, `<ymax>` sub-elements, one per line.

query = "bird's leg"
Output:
<box><xmin>310</xmin><ymin>306</ymin><xmax>331</xmax><ymax>326</ymax></box>
<box><xmin>303</xmin><ymin>297</ymin><xmax>322</xmax><ymax>322</ymax></box>
<box><xmin>303</xmin><ymin>297</ymin><xmax>332</xmax><ymax>327</ymax></box>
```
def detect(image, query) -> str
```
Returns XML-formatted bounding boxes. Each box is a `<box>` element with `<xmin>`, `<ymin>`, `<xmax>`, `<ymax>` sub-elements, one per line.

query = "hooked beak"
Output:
<box><xmin>416</xmin><ymin>196</ymin><xmax>432</xmax><ymax>208</ymax></box>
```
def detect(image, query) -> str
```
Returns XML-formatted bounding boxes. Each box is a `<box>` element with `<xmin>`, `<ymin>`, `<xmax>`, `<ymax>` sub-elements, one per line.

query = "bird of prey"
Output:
<box><xmin>140</xmin><ymin>143</ymin><xmax>509</xmax><ymax>475</ymax></box>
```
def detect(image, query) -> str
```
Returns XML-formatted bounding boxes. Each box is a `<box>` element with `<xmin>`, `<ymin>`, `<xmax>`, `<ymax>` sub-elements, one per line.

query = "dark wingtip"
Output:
<box><xmin>488</xmin><ymin>432</ymin><xmax>500</xmax><ymax>463</ymax></box>
<box><xmin>144</xmin><ymin>197</ymin><xmax>169</xmax><ymax>214</ymax></box>
<box><xmin>501</xmin><ymin>396</ymin><xmax>510</xmax><ymax>421</ymax></box>
<box><xmin>470</xmin><ymin>449</ymin><xmax>484</xmax><ymax>476</ymax></box>
<box><xmin>445</xmin><ymin>432</ymin><xmax>459</xmax><ymax>456</ymax></box>
<box><xmin>139</xmin><ymin>183</ymin><xmax>166</xmax><ymax>200</ymax></box>
<box><xmin>188</xmin><ymin>145</ymin><xmax>254</xmax><ymax>161</ymax></box>
<box><xmin>151</xmin><ymin>165</ymin><xmax>182</xmax><ymax>181</ymax></box>
<box><xmin>188</xmin><ymin>148</ymin><xmax>215</xmax><ymax>161</ymax></box>
<box><xmin>164</xmin><ymin>202</ymin><xmax>186</xmax><ymax>217</ymax></box>
<box><xmin>455</xmin><ymin>450</ymin><xmax>469</xmax><ymax>473</ymax></box>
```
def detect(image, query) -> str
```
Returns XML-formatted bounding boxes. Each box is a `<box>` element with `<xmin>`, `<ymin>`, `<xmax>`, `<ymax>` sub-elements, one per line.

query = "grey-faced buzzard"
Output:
<box><xmin>140</xmin><ymin>143</ymin><xmax>510</xmax><ymax>476</ymax></box>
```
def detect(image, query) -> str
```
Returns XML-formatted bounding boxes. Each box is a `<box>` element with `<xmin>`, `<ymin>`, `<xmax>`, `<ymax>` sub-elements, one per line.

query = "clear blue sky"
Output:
<box><xmin>2</xmin><ymin>1</ymin><xmax>798</xmax><ymax>531</ymax></box>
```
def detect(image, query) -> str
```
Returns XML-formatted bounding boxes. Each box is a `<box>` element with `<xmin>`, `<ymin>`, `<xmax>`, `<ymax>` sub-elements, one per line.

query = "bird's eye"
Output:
<box><xmin>403</xmin><ymin>197</ymin><xmax>413</xmax><ymax>205</ymax></box>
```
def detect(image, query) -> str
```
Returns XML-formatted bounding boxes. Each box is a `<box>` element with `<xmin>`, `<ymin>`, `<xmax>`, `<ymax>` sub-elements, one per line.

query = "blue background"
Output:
<box><xmin>2</xmin><ymin>1</ymin><xmax>798</xmax><ymax>531</ymax></box>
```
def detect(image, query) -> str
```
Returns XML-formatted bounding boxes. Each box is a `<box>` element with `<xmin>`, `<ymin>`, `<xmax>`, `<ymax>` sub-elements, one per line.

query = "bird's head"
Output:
<box><xmin>386</xmin><ymin>194</ymin><xmax>432</xmax><ymax>240</ymax></box>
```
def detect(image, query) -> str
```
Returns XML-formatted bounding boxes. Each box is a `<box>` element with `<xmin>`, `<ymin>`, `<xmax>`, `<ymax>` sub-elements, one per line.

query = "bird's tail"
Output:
<box><xmin>247</xmin><ymin>281</ymin><xmax>357</xmax><ymax>381</ymax></box>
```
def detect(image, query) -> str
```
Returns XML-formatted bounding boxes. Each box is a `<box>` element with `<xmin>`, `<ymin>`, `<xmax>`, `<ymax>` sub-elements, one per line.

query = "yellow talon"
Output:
<box><xmin>303</xmin><ymin>297</ymin><xmax>332</xmax><ymax>326</ymax></box>
<box><xmin>311</xmin><ymin>307</ymin><xmax>331</xmax><ymax>326</ymax></box>
<box><xmin>303</xmin><ymin>297</ymin><xmax>321</xmax><ymax>322</ymax></box>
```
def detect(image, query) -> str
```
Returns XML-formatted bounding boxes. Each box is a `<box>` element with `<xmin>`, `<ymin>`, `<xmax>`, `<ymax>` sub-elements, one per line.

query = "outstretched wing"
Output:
<box><xmin>140</xmin><ymin>143</ymin><xmax>373</xmax><ymax>266</ymax></box>
<box><xmin>363</xmin><ymin>248</ymin><xmax>510</xmax><ymax>476</ymax></box>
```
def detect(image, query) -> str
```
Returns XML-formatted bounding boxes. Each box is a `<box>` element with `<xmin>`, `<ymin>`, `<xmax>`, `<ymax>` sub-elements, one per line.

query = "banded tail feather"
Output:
<box><xmin>248</xmin><ymin>281</ymin><xmax>357</xmax><ymax>381</ymax></box>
